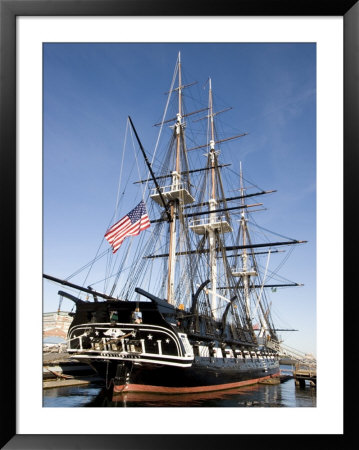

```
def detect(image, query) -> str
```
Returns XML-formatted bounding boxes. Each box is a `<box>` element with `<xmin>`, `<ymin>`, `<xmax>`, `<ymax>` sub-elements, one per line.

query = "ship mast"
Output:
<box><xmin>208</xmin><ymin>78</ymin><xmax>218</xmax><ymax>319</ymax></box>
<box><xmin>239</xmin><ymin>162</ymin><xmax>251</xmax><ymax>320</ymax></box>
<box><xmin>188</xmin><ymin>79</ymin><xmax>233</xmax><ymax>319</ymax></box>
<box><xmin>167</xmin><ymin>52</ymin><xmax>183</xmax><ymax>305</ymax></box>
<box><xmin>148</xmin><ymin>53</ymin><xmax>195</xmax><ymax>305</ymax></box>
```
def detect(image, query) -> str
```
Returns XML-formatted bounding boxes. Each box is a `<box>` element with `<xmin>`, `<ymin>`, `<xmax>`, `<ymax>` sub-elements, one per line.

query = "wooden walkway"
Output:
<box><xmin>293</xmin><ymin>363</ymin><xmax>316</xmax><ymax>387</ymax></box>
<box><xmin>43</xmin><ymin>375</ymin><xmax>103</xmax><ymax>389</ymax></box>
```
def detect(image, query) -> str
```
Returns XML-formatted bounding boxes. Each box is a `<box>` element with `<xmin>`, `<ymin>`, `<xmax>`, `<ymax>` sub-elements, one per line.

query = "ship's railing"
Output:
<box><xmin>189</xmin><ymin>215</ymin><xmax>229</xmax><ymax>227</ymax></box>
<box><xmin>231</xmin><ymin>267</ymin><xmax>257</xmax><ymax>277</ymax></box>
<box><xmin>150</xmin><ymin>182</ymin><xmax>191</xmax><ymax>196</ymax></box>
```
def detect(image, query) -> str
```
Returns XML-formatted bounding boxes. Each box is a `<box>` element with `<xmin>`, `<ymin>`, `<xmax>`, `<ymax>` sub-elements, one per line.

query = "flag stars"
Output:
<box><xmin>104</xmin><ymin>200</ymin><xmax>150</xmax><ymax>254</ymax></box>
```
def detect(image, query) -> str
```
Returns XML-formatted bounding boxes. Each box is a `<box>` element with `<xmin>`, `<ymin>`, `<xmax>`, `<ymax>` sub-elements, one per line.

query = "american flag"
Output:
<box><xmin>104</xmin><ymin>200</ymin><xmax>150</xmax><ymax>253</ymax></box>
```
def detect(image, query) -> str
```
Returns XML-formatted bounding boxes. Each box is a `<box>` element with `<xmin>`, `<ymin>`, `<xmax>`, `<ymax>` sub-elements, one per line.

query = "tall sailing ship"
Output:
<box><xmin>44</xmin><ymin>53</ymin><xmax>307</xmax><ymax>395</ymax></box>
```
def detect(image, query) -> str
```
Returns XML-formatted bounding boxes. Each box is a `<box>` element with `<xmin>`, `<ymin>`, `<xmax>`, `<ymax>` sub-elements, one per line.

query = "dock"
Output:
<box><xmin>279</xmin><ymin>347</ymin><xmax>317</xmax><ymax>387</ymax></box>
<box><xmin>43</xmin><ymin>351</ymin><xmax>103</xmax><ymax>389</ymax></box>
<box><xmin>258</xmin><ymin>366</ymin><xmax>315</xmax><ymax>387</ymax></box>
<box><xmin>43</xmin><ymin>375</ymin><xmax>104</xmax><ymax>389</ymax></box>
<box><xmin>293</xmin><ymin>363</ymin><xmax>316</xmax><ymax>387</ymax></box>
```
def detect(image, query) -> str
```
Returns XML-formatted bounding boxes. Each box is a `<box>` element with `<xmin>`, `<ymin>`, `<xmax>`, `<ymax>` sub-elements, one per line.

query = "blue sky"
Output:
<box><xmin>43</xmin><ymin>43</ymin><xmax>316</xmax><ymax>356</ymax></box>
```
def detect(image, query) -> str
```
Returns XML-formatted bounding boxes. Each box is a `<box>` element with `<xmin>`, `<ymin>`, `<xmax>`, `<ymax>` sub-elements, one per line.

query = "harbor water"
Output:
<box><xmin>43</xmin><ymin>365</ymin><xmax>316</xmax><ymax>408</ymax></box>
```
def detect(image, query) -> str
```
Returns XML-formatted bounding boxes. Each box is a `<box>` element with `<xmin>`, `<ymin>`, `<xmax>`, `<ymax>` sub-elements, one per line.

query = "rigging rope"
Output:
<box><xmin>247</xmin><ymin>220</ymin><xmax>297</xmax><ymax>242</ymax></box>
<box><xmin>65</xmin><ymin>249</ymin><xmax>110</xmax><ymax>281</ymax></box>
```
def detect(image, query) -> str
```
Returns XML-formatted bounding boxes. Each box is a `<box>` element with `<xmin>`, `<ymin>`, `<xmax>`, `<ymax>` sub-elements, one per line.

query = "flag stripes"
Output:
<box><xmin>105</xmin><ymin>200</ymin><xmax>150</xmax><ymax>253</ymax></box>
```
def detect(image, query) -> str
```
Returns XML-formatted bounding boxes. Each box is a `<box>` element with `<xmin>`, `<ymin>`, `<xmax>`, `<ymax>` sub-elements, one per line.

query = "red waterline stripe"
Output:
<box><xmin>113</xmin><ymin>372</ymin><xmax>280</xmax><ymax>395</ymax></box>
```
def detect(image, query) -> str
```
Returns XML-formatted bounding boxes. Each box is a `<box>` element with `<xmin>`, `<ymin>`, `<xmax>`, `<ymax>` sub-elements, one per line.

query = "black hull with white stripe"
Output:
<box><xmin>66</xmin><ymin>293</ymin><xmax>280</xmax><ymax>394</ymax></box>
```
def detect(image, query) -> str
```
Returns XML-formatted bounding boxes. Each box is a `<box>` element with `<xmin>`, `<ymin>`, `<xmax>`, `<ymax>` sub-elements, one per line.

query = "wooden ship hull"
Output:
<box><xmin>101</xmin><ymin>358</ymin><xmax>279</xmax><ymax>395</ymax></box>
<box><xmin>63</xmin><ymin>288</ymin><xmax>280</xmax><ymax>394</ymax></box>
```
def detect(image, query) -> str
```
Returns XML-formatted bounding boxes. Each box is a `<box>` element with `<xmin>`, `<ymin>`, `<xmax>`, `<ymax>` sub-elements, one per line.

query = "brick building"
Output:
<box><xmin>43</xmin><ymin>311</ymin><xmax>73</xmax><ymax>340</ymax></box>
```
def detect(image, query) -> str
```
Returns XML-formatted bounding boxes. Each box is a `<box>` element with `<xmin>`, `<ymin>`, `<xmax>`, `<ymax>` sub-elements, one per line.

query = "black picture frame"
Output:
<box><xmin>1</xmin><ymin>0</ymin><xmax>355</xmax><ymax>448</ymax></box>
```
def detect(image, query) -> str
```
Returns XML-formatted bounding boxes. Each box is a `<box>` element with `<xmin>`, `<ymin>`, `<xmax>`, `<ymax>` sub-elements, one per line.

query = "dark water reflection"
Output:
<box><xmin>43</xmin><ymin>366</ymin><xmax>316</xmax><ymax>408</ymax></box>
